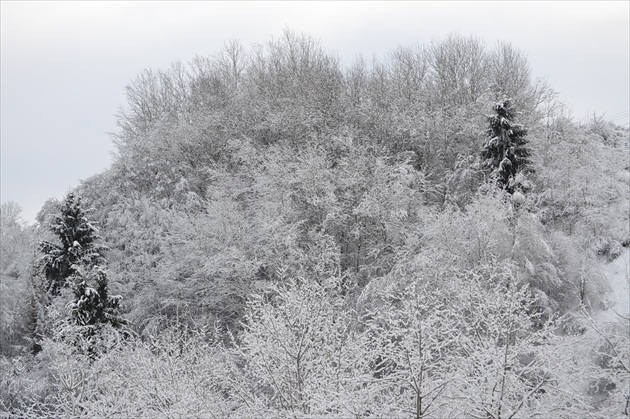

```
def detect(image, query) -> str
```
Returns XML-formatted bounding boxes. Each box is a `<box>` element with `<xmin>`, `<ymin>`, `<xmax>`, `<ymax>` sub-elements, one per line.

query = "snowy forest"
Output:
<box><xmin>1</xmin><ymin>31</ymin><xmax>629</xmax><ymax>418</ymax></box>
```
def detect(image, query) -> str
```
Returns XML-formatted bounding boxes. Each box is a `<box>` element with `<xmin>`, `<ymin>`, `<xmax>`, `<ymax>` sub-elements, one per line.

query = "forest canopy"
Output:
<box><xmin>1</xmin><ymin>30</ymin><xmax>629</xmax><ymax>418</ymax></box>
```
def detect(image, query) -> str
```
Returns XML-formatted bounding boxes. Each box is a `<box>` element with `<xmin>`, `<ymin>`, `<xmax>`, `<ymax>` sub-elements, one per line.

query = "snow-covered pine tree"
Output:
<box><xmin>39</xmin><ymin>192</ymin><xmax>125</xmax><ymax>346</ymax></box>
<box><xmin>68</xmin><ymin>265</ymin><xmax>124</xmax><ymax>329</ymax></box>
<box><xmin>39</xmin><ymin>192</ymin><xmax>105</xmax><ymax>295</ymax></box>
<box><xmin>481</xmin><ymin>99</ymin><xmax>530</xmax><ymax>194</ymax></box>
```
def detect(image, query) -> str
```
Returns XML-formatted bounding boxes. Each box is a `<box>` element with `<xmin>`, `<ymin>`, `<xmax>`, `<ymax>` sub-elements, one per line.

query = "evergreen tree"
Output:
<box><xmin>39</xmin><ymin>192</ymin><xmax>124</xmax><ymax>330</ymax></box>
<box><xmin>68</xmin><ymin>265</ymin><xmax>125</xmax><ymax>328</ymax></box>
<box><xmin>38</xmin><ymin>192</ymin><xmax>105</xmax><ymax>295</ymax></box>
<box><xmin>481</xmin><ymin>99</ymin><xmax>530</xmax><ymax>194</ymax></box>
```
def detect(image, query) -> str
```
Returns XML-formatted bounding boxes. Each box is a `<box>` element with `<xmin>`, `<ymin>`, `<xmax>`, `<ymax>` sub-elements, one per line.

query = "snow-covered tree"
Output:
<box><xmin>0</xmin><ymin>202</ymin><xmax>37</xmax><ymax>356</ymax></box>
<box><xmin>38</xmin><ymin>192</ymin><xmax>125</xmax><ymax>342</ymax></box>
<box><xmin>39</xmin><ymin>192</ymin><xmax>105</xmax><ymax>296</ymax></box>
<box><xmin>67</xmin><ymin>266</ymin><xmax>124</xmax><ymax>329</ymax></box>
<box><xmin>1</xmin><ymin>202</ymin><xmax>30</xmax><ymax>275</ymax></box>
<box><xmin>445</xmin><ymin>268</ymin><xmax>587</xmax><ymax>418</ymax></box>
<box><xmin>362</xmin><ymin>280</ymin><xmax>461</xmax><ymax>418</ymax></box>
<box><xmin>482</xmin><ymin>99</ymin><xmax>531</xmax><ymax>194</ymax></box>
<box><xmin>229</xmin><ymin>271</ymin><xmax>380</xmax><ymax>417</ymax></box>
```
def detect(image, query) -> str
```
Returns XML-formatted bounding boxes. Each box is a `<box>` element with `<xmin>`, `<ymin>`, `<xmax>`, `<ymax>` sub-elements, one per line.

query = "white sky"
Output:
<box><xmin>1</xmin><ymin>1</ymin><xmax>629</xmax><ymax>224</ymax></box>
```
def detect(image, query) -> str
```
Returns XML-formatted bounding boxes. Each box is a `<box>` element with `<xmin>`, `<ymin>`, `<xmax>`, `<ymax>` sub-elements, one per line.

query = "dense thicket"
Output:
<box><xmin>1</xmin><ymin>31</ymin><xmax>628</xmax><ymax>417</ymax></box>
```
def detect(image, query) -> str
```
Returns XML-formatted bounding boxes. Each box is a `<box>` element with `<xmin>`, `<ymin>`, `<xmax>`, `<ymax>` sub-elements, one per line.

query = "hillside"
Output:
<box><xmin>1</xmin><ymin>31</ymin><xmax>629</xmax><ymax>417</ymax></box>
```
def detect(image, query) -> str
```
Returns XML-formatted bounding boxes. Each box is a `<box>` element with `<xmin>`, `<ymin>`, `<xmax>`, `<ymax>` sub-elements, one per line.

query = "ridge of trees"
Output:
<box><xmin>0</xmin><ymin>30</ymin><xmax>628</xmax><ymax>416</ymax></box>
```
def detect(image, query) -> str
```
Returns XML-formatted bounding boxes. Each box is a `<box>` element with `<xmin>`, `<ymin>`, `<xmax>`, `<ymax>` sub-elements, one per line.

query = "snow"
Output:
<box><xmin>598</xmin><ymin>248</ymin><xmax>630</xmax><ymax>323</ymax></box>
<box><xmin>512</xmin><ymin>191</ymin><xmax>525</xmax><ymax>206</ymax></box>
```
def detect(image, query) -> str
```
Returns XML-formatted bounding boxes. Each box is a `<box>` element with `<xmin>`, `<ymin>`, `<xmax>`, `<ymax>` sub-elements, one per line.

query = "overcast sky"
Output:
<box><xmin>2</xmin><ymin>1</ymin><xmax>629</xmax><ymax>224</ymax></box>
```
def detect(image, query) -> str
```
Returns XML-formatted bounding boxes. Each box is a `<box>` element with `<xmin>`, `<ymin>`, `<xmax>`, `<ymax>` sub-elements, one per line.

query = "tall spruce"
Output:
<box><xmin>39</xmin><ymin>192</ymin><xmax>124</xmax><ymax>329</ymax></box>
<box><xmin>481</xmin><ymin>99</ymin><xmax>530</xmax><ymax>194</ymax></box>
<box><xmin>68</xmin><ymin>265</ymin><xmax>125</xmax><ymax>328</ymax></box>
<box><xmin>39</xmin><ymin>192</ymin><xmax>105</xmax><ymax>295</ymax></box>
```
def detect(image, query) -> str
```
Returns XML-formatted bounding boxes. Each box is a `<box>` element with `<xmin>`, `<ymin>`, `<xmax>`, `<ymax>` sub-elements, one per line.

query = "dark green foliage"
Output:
<box><xmin>38</xmin><ymin>192</ymin><xmax>105</xmax><ymax>296</ymax></box>
<box><xmin>38</xmin><ymin>192</ymin><xmax>125</xmax><ymax>332</ymax></box>
<box><xmin>482</xmin><ymin>99</ymin><xmax>531</xmax><ymax>193</ymax></box>
<box><xmin>68</xmin><ymin>266</ymin><xmax>125</xmax><ymax>328</ymax></box>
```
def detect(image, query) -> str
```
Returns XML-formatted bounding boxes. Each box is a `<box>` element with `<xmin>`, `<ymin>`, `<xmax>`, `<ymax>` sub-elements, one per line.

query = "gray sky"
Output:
<box><xmin>2</xmin><ymin>1</ymin><xmax>628</xmax><ymax>224</ymax></box>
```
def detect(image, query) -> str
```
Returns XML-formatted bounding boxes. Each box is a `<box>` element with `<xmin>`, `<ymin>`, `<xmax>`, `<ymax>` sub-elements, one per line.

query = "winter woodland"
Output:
<box><xmin>1</xmin><ymin>31</ymin><xmax>629</xmax><ymax>418</ymax></box>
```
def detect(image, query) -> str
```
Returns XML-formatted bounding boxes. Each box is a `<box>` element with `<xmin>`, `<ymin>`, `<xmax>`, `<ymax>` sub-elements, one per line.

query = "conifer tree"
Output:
<box><xmin>68</xmin><ymin>265</ymin><xmax>124</xmax><ymax>329</ymax></box>
<box><xmin>39</xmin><ymin>192</ymin><xmax>105</xmax><ymax>295</ymax></box>
<box><xmin>481</xmin><ymin>99</ymin><xmax>530</xmax><ymax>194</ymax></box>
<box><xmin>39</xmin><ymin>192</ymin><xmax>124</xmax><ymax>329</ymax></box>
